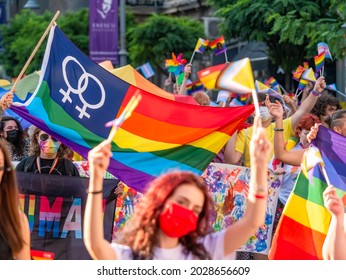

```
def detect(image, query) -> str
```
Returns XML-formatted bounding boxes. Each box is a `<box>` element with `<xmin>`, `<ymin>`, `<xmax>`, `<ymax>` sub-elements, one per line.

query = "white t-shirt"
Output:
<box><xmin>111</xmin><ymin>230</ymin><xmax>236</xmax><ymax>260</ymax></box>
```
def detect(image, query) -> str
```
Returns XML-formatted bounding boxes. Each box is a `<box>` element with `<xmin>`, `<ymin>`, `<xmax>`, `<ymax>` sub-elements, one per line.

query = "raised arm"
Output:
<box><xmin>291</xmin><ymin>77</ymin><xmax>326</xmax><ymax>130</ymax></box>
<box><xmin>300</xmin><ymin>81</ymin><xmax>314</xmax><ymax>104</ymax></box>
<box><xmin>282</xmin><ymin>94</ymin><xmax>297</xmax><ymax>117</ymax></box>
<box><xmin>268</xmin><ymin>97</ymin><xmax>305</xmax><ymax>166</ymax></box>
<box><xmin>83</xmin><ymin>140</ymin><xmax>117</xmax><ymax>260</ymax></box>
<box><xmin>322</xmin><ymin>186</ymin><xmax>346</xmax><ymax>260</ymax></box>
<box><xmin>223</xmin><ymin>130</ymin><xmax>243</xmax><ymax>165</ymax></box>
<box><xmin>178</xmin><ymin>63</ymin><xmax>192</xmax><ymax>95</ymax></box>
<box><xmin>223</xmin><ymin>116</ymin><xmax>271</xmax><ymax>256</ymax></box>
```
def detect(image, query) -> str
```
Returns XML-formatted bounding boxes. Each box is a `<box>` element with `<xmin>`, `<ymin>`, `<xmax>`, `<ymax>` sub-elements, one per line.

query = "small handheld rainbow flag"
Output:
<box><xmin>301</xmin><ymin>146</ymin><xmax>331</xmax><ymax>186</ymax></box>
<box><xmin>301</xmin><ymin>68</ymin><xmax>316</xmax><ymax>82</ymax></box>
<box><xmin>292</xmin><ymin>65</ymin><xmax>305</xmax><ymax>82</ymax></box>
<box><xmin>314</xmin><ymin>52</ymin><xmax>325</xmax><ymax>77</ymax></box>
<box><xmin>265</xmin><ymin>76</ymin><xmax>283</xmax><ymax>94</ymax></box>
<box><xmin>194</xmin><ymin>38</ymin><xmax>209</xmax><ymax>54</ymax></box>
<box><xmin>297</xmin><ymin>78</ymin><xmax>309</xmax><ymax>91</ymax></box>
<box><xmin>317</xmin><ymin>42</ymin><xmax>332</xmax><ymax>60</ymax></box>
<box><xmin>190</xmin><ymin>38</ymin><xmax>209</xmax><ymax>64</ymax></box>
<box><xmin>186</xmin><ymin>80</ymin><xmax>204</xmax><ymax>95</ymax></box>
<box><xmin>209</xmin><ymin>36</ymin><xmax>227</xmax><ymax>56</ymax></box>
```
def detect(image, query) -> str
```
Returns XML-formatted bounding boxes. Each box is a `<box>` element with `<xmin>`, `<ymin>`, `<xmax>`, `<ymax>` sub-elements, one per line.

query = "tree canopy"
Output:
<box><xmin>0</xmin><ymin>9</ymin><xmax>89</xmax><ymax>78</ymax></box>
<box><xmin>209</xmin><ymin>0</ymin><xmax>346</xmax><ymax>75</ymax></box>
<box><xmin>127</xmin><ymin>13</ymin><xmax>205</xmax><ymax>73</ymax></box>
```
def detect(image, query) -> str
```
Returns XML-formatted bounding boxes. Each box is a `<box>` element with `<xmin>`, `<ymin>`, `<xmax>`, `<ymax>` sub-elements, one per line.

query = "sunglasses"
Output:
<box><xmin>39</xmin><ymin>133</ymin><xmax>59</xmax><ymax>142</ymax></box>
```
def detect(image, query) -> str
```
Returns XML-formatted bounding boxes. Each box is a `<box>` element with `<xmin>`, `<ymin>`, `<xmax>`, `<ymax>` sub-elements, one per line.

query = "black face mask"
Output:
<box><xmin>5</xmin><ymin>129</ymin><xmax>19</xmax><ymax>143</ymax></box>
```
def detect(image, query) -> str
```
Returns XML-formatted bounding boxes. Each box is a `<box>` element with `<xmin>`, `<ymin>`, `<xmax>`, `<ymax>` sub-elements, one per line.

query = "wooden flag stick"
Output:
<box><xmin>319</xmin><ymin>164</ymin><xmax>331</xmax><ymax>186</ymax></box>
<box><xmin>10</xmin><ymin>11</ymin><xmax>61</xmax><ymax>93</ymax></box>
<box><xmin>106</xmin><ymin>90</ymin><xmax>142</xmax><ymax>142</ymax></box>
<box><xmin>251</xmin><ymin>89</ymin><xmax>261</xmax><ymax>119</ymax></box>
<box><xmin>189</xmin><ymin>51</ymin><xmax>196</xmax><ymax>64</ymax></box>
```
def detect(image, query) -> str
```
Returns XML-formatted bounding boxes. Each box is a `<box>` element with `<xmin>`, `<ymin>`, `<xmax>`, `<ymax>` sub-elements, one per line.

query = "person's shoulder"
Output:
<box><xmin>15</xmin><ymin>156</ymin><xmax>35</xmax><ymax>171</ymax></box>
<box><xmin>61</xmin><ymin>157</ymin><xmax>80</xmax><ymax>176</ymax></box>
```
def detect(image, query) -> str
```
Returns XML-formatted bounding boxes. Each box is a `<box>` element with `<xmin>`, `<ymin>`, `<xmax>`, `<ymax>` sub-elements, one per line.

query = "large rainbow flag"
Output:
<box><xmin>269</xmin><ymin>126</ymin><xmax>346</xmax><ymax>259</ymax></box>
<box><xmin>11</xmin><ymin>25</ymin><xmax>254</xmax><ymax>192</ymax></box>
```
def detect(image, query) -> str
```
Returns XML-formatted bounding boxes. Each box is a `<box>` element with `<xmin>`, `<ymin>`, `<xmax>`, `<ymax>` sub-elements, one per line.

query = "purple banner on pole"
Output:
<box><xmin>89</xmin><ymin>0</ymin><xmax>119</xmax><ymax>65</ymax></box>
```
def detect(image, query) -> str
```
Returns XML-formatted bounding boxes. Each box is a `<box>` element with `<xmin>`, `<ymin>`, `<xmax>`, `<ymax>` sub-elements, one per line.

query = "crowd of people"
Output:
<box><xmin>0</xmin><ymin>61</ymin><xmax>345</xmax><ymax>261</ymax></box>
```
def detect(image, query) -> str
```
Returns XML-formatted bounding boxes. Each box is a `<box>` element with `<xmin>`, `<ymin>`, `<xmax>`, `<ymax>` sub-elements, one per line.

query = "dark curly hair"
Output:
<box><xmin>311</xmin><ymin>92</ymin><xmax>341</xmax><ymax>120</ymax></box>
<box><xmin>0</xmin><ymin>116</ymin><xmax>26</xmax><ymax>158</ymax></box>
<box><xmin>118</xmin><ymin>171</ymin><xmax>214</xmax><ymax>260</ymax></box>
<box><xmin>28</xmin><ymin>126</ymin><xmax>66</xmax><ymax>158</ymax></box>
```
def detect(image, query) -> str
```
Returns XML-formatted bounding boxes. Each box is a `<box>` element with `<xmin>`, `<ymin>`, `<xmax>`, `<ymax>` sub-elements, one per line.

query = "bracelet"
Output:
<box><xmin>311</xmin><ymin>90</ymin><xmax>321</xmax><ymax>96</ymax></box>
<box><xmin>273</xmin><ymin>128</ymin><xmax>284</xmax><ymax>131</ymax></box>
<box><xmin>254</xmin><ymin>193</ymin><xmax>267</xmax><ymax>199</ymax></box>
<box><xmin>86</xmin><ymin>189</ymin><xmax>103</xmax><ymax>194</ymax></box>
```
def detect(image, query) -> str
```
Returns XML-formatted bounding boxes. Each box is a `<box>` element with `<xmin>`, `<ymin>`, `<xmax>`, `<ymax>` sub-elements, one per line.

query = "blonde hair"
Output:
<box><xmin>193</xmin><ymin>91</ymin><xmax>210</xmax><ymax>106</ymax></box>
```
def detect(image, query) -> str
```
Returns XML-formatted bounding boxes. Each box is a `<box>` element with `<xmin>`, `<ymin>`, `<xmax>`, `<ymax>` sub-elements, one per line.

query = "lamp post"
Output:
<box><xmin>119</xmin><ymin>0</ymin><xmax>128</xmax><ymax>66</ymax></box>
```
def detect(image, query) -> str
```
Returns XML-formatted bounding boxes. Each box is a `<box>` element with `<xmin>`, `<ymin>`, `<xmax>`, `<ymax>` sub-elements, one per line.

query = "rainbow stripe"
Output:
<box><xmin>186</xmin><ymin>81</ymin><xmax>204</xmax><ymax>95</ymax></box>
<box><xmin>269</xmin><ymin>126</ymin><xmax>346</xmax><ymax>260</ymax></box>
<box><xmin>314</xmin><ymin>52</ymin><xmax>325</xmax><ymax>73</ymax></box>
<box><xmin>297</xmin><ymin>79</ymin><xmax>308</xmax><ymax>91</ymax></box>
<box><xmin>209</xmin><ymin>36</ymin><xmax>227</xmax><ymax>56</ymax></box>
<box><xmin>269</xmin><ymin>170</ymin><xmax>331</xmax><ymax>259</ymax></box>
<box><xmin>292</xmin><ymin>65</ymin><xmax>305</xmax><ymax>82</ymax></box>
<box><xmin>194</xmin><ymin>38</ymin><xmax>209</xmax><ymax>54</ymax></box>
<box><xmin>11</xmin><ymin>26</ymin><xmax>255</xmax><ymax>193</ymax></box>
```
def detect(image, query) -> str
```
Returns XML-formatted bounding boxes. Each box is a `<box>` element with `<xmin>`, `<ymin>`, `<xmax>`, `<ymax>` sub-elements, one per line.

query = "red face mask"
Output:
<box><xmin>159</xmin><ymin>202</ymin><xmax>199</xmax><ymax>238</ymax></box>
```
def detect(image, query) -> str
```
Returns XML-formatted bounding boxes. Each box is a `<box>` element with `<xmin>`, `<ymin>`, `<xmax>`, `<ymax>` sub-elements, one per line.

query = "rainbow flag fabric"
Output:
<box><xmin>209</xmin><ymin>36</ymin><xmax>227</xmax><ymax>56</ymax></box>
<box><xmin>269</xmin><ymin>126</ymin><xmax>346</xmax><ymax>260</ymax></box>
<box><xmin>194</xmin><ymin>38</ymin><xmax>209</xmax><ymax>54</ymax></box>
<box><xmin>301</xmin><ymin>68</ymin><xmax>316</xmax><ymax>82</ymax></box>
<box><xmin>314</xmin><ymin>52</ymin><xmax>325</xmax><ymax>74</ymax></box>
<box><xmin>11</xmin><ymin>26</ymin><xmax>255</xmax><ymax>192</ymax></box>
<box><xmin>186</xmin><ymin>80</ymin><xmax>204</xmax><ymax>95</ymax></box>
<box><xmin>292</xmin><ymin>65</ymin><xmax>305</xmax><ymax>82</ymax></box>
<box><xmin>297</xmin><ymin>79</ymin><xmax>308</xmax><ymax>91</ymax></box>
<box><xmin>265</xmin><ymin>77</ymin><xmax>282</xmax><ymax>94</ymax></box>
<box><xmin>317</xmin><ymin>42</ymin><xmax>333</xmax><ymax>60</ymax></box>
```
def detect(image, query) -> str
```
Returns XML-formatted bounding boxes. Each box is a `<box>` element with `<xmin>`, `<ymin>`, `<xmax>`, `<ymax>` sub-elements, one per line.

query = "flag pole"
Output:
<box><xmin>251</xmin><ymin>89</ymin><xmax>261</xmax><ymax>117</ymax></box>
<box><xmin>296</xmin><ymin>90</ymin><xmax>303</xmax><ymax>98</ymax></box>
<box><xmin>189</xmin><ymin>51</ymin><xmax>196</xmax><ymax>64</ymax></box>
<box><xmin>336</xmin><ymin>90</ymin><xmax>346</xmax><ymax>98</ymax></box>
<box><xmin>10</xmin><ymin>11</ymin><xmax>61</xmax><ymax>94</ymax></box>
<box><xmin>106</xmin><ymin>90</ymin><xmax>142</xmax><ymax>142</ymax></box>
<box><xmin>224</xmin><ymin>51</ymin><xmax>229</xmax><ymax>63</ymax></box>
<box><xmin>319</xmin><ymin>164</ymin><xmax>331</xmax><ymax>186</ymax></box>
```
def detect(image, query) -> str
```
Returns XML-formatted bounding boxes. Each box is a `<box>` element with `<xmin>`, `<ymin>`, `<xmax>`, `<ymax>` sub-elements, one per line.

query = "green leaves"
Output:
<box><xmin>128</xmin><ymin>14</ymin><xmax>205</xmax><ymax>71</ymax></box>
<box><xmin>209</xmin><ymin>0</ymin><xmax>346</xmax><ymax>78</ymax></box>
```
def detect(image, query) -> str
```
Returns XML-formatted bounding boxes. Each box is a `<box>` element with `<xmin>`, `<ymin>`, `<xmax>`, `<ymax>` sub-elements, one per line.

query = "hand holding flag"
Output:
<box><xmin>105</xmin><ymin>90</ymin><xmax>142</xmax><ymax>142</ymax></box>
<box><xmin>189</xmin><ymin>38</ymin><xmax>209</xmax><ymax>64</ymax></box>
<box><xmin>301</xmin><ymin>146</ymin><xmax>331</xmax><ymax>186</ymax></box>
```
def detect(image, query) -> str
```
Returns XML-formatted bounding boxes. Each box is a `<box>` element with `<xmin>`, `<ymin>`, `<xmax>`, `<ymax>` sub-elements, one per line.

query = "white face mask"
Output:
<box><xmin>259</xmin><ymin>106</ymin><xmax>271</xmax><ymax>122</ymax></box>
